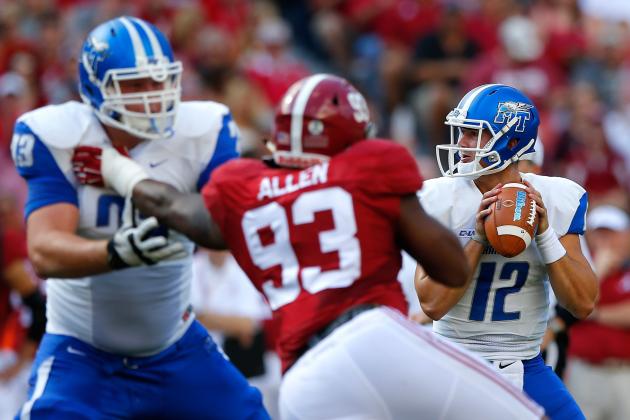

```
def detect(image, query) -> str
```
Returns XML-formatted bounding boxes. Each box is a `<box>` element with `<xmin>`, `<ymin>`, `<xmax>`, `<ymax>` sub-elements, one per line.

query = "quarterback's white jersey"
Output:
<box><xmin>11</xmin><ymin>101</ymin><xmax>239</xmax><ymax>356</ymax></box>
<box><xmin>418</xmin><ymin>173</ymin><xmax>588</xmax><ymax>361</ymax></box>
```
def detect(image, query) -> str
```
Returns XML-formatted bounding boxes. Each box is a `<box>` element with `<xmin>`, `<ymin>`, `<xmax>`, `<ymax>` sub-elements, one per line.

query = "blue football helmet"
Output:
<box><xmin>437</xmin><ymin>84</ymin><xmax>539</xmax><ymax>178</ymax></box>
<box><xmin>78</xmin><ymin>16</ymin><xmax>182</xmax><ymax>140</ymax></box>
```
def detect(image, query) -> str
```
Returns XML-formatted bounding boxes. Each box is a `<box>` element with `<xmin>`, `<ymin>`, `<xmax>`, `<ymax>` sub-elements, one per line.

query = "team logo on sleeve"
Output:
<box><xmin>494</xmin><ymin>102</ymin><xmax>533</xmax><ymax>132</ymax></box>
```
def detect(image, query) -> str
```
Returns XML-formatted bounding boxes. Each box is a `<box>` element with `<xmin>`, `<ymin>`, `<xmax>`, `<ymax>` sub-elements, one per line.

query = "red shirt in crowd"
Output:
<box><xmin>0</xmin><ymin>228</ymin><xmax>28</xmax><ymax>352</ymax></box>
<box><xmin>569</xmin><ymin>267</ymin><xmax>630</xmax><ymax>364</ymax></box>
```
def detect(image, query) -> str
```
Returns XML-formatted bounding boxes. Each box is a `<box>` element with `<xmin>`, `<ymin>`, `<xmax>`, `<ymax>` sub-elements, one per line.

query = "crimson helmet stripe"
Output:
<box><xmin>290</xmin><ymin>74</ymin><xmax>329</xmax><ymax>154</ymax></box>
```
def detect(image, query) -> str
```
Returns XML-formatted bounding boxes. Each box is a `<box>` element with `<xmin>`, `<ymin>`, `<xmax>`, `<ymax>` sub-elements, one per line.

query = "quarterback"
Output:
<box><xmin>11</xmin><ymin>16</ymin><xmax>268</xmax><ymax>419</ymax></box>
<box><xmin>74</xmin><ymin>74</ymin><xmax>545</xmax><ymax>419</ymax></box>
<box><xmin>416</xmin><ymin>83</ymin><xmax>598</xmax><ymax>419</ymax></box>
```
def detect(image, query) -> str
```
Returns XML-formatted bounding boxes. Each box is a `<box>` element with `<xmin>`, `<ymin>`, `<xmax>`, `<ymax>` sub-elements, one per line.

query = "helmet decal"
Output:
<box><xmin>347</xmin><ymin>91</ymin><xmax>370</xmax><ymax>123</ymax></box>
<box><xmin>494</xmin><ymin>102</ymin><xmax>534</xmax><ymax>132</ymax></box>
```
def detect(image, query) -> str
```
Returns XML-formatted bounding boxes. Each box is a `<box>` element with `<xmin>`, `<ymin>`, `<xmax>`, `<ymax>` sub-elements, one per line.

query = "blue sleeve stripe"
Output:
<box><xmin>196</xmin><ymin>112</ymin><xmax>239</xmax><ymax>191</ymax></box>
<box><xmin>13</xmin><ymin>122</ymin><xmax>78</xmax><ymax>219</ymax></box>
<box><xmin>567</xmin><ymin>192</ymin><xmax>588</xmax><ymax>235</ymax></box>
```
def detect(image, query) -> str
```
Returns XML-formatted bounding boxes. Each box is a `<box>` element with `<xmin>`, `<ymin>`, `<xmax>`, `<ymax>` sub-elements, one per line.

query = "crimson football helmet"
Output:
<box><xmin>270</xmin><ymin>74</ymin><xmax>373</xmax><ymax>168</ymax></box>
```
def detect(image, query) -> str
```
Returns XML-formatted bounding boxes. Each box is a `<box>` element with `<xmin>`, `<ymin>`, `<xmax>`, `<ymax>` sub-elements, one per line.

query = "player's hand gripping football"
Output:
<box><xmin>522</xmin><ymin>180</ymin><xmax>549</xmax><ymax>235</ymax></box>
<box><xmin>472</xmin><ymin>183</ymin><xmax>502</xmax><ymax>245</ymax></box>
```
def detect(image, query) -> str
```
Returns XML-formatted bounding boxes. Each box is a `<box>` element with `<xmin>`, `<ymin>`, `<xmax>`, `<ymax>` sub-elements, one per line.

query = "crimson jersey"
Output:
<box><xmin>202</xmin><ymin>140</ymin><xmax>423</xmax><ymax>371</ymax></box>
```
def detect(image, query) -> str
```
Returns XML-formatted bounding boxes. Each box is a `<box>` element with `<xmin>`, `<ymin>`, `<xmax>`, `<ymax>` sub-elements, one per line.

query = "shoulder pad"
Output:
<box><xmin>212</xmin><ymin>158</ymin><xmax>262</xmax><ymax>184</ymax></box>
<box><xmin>338</xmin><ymin>140</ymin><xmax>423</xmax><ymax>195</ymax></box>
<box><xmin>418</xmin><ymin>177</ymin><xmax>463</xmax><ymax>221</ymax></box>
<box><xmin>522</xmin><ymin>173</ymin><xmax>588</xmax><ymax>235</ymax></box>
<box><xmin>17</xmin><ymin>101</ymin><xmax>96</xmax><ymax>149</ymax></box>
<box><xmin>522</xmin><ymin>173</ymin><xmax>586</xmax><ymax>203</ymax></box>
<box><xmin>173</xmin><ymin>101</ymin><xmax>230</xmax><ymax>139</ymax></box>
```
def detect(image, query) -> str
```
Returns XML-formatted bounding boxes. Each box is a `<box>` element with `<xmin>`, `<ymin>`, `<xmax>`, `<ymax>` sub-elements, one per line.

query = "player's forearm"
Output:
<box><xmin>399</xmin><ymin>195</ymin><xmax>468</xmax><ymax>288</ymax></box>
<box><xmin>132</xmin><ymin>180</ymin><xmax>227</xmax><ymax>250</ymax></box>
<box><xmin>548</xmin><ymin>255</ymin><xmax>598</xmax><ymax>319</ymax></box>
<box><xmin>416</xmin><ymin>240</ymin><xmax>483</xmax><ymax>320</ymax></box>
<box><xmin>28</xmin><ymin>232</ymin><xmax>110</xmax><ymax>278</ymax></box>
<box><xmin>3</xmin><ymin>260</ymin><xmax>39</xmax><ymax>295</ymax></box>
<box><xmin>417</xmin><ymin>274</ymin><xmax>468</xmax><ymax>320</ymax></box>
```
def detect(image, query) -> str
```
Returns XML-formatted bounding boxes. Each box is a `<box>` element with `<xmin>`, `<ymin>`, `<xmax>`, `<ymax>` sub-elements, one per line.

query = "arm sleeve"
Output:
<box><xmin>11</xmin><ymin>121</ymin><xmax>78</xmax><ymax>219</ymax></box>
<box><xmin>196</xmin><ymin>112</ymin><xmax>240</xmax><ymax>191</ymax></box>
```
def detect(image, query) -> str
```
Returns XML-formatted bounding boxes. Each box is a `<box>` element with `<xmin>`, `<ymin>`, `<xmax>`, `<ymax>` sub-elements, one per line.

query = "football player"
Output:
<box><xmin>74</xmin><ymin>74</ymin><xmax>545</xmax><ymax>419</ymax></box>
<box><xmin>415</xmin><ymin>83</ymin><xmax>598</xmax><ymax>419</ymax></box>
<box><xmin>10</xmin><ymin>17</ymin><xmax>269</xmax><ymax>419</ymax></box>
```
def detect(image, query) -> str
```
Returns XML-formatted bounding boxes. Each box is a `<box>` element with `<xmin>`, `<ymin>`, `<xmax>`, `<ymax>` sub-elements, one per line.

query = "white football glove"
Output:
<box><xmin>107</xmin><ymin>216</ymin><xmax>187</xmax><ymax>269</ymax></box>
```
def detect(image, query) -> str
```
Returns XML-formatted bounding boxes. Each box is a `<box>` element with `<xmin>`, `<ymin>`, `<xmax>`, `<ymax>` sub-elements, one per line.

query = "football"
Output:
<box><xmin>484</xmin><ymin>183</ymin><xmax>538</xmax><ymax>258</ymax></box>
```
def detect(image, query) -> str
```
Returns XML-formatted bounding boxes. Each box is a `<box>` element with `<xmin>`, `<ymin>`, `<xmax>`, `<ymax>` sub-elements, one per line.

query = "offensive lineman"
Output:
<box><xmin>11</xmin><ymin>16</ymin><xmax>268</xmax><ymax>419</ymax></box>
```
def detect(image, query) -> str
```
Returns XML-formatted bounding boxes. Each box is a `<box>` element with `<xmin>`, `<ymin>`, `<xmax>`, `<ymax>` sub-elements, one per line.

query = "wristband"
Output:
<box><xmin>535</xmin><ymin>227</ymin><xmax>566</xmax><ymax>264</ymax></box>
<box><xmin>471</xmin><ymin>231</ymin><xmax>488</xmax><ymax>246</ymax></box>
<box><xmin>101</xmin><ymin>148</ymin><xmax>149</xmax><ymax>196</ymax></box>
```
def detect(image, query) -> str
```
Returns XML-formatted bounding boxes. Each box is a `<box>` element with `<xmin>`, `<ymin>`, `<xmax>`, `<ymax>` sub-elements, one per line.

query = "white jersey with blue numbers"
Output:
<box><xmin>11</xmin><ymin>100</ymin><xmax>239</xmax><ymax>356</ymax></box>
<box><xmin>418</xmin><ymin>173</ymin><xmax>588</xmax><ymax>361</ymax></box>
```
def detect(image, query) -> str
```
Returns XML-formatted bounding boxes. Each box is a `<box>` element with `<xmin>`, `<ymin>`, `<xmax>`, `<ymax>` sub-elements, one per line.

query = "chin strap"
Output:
<box><xmin>513</xmin><ymin>137</ymin><xmax>537</xmax><ymax>162</ymax></box>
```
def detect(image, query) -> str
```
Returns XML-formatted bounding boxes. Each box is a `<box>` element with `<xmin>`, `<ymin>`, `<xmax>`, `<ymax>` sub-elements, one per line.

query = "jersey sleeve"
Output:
<box><xmin>201</xmin><ymin>159</ymin><xmax>261</xmax><ymax>234</ymax></box>
<box><xmin>567</xmin><ymin>191</ymin><xmax>588</xmax><ymax>235</ymax></box>
<box><xmin>200</xmin><ymin>162</ymin><xmax>234</xmax><ymax>231</ymax></box>
<box><xmin>417</xmin><ymin>177</ymin><xmax>453</xmax><ymax>224</ymax></box>
<box><xmin>11</xmin><ymin>121</ymin><xmax>78</xmax><ymax>219</ymax></box>
<box><xmin>195</xmin><ymin>111</ymin><xmax>240</xmax><ymax>191</ymax></box>
<box><xmin>543</xmin><ymin>177</ymin><xmax>588</xmax><ymax>236</ymax></box>
<box><xmin>349</xmin><ymin>140</ymin><xmax>423</xmax><ymax>195</ymax></box>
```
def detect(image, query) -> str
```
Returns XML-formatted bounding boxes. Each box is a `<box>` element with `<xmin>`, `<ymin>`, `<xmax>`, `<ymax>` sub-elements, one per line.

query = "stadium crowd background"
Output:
<box><xmin>1</xmin><ymin>0</ymin><xmax>630</xmax><ymax>207</ymax></box>
<box><xmin>0</xmin><ymin>0</ymin><xmax>629</xmax><ymax>418</ymax></box>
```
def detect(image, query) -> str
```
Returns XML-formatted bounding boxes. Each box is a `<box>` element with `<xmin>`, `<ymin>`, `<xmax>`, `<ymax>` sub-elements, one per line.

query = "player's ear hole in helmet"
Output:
<box><xmin>436</xmin><ymin>84</ymin><xmax>540</xmax><ymax>178</ymax></box>
<box><xmin>270</xmin><ymin>74</ymin><xmax>374</xmax><ymax>169</ymax></box>
<box><xmin>78</xmin><ymin>16</ymin><xmax>183</xmax><ymax>140</ymax></box>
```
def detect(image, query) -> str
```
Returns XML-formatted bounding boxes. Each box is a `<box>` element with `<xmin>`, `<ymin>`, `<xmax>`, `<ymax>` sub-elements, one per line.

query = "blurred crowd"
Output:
<box><xmin>1</xmin><ymin>0</ymin><xmax>630</xmax><ymax>207</ymax></box>
<box><xmin>1</xmin><ymin>0</ymin><xmax>630</xmax><ymax>418</ymax></box>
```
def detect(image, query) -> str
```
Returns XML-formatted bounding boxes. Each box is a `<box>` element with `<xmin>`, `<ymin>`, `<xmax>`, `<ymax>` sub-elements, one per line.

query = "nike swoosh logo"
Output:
<box><xmin>499</xmin><ymin>361</ymin><xmax>516</xmax><ymax>369</ymax></box>
<box><xmin>149</xmin><ymin>159</ymin><xmax>168</xmax><ymax>168</ymax></box>
<box><xmin>66</xmin><ymin>345</ymin><xmax>86</xmax><ymax>356</ymax></box>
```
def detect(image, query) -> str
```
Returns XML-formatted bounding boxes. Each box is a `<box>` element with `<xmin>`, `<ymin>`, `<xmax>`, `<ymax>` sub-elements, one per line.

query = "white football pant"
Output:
<box><xmin>279</xmin><ymin>307</ymin><xmax>544</xmax><ymax>420</ymax></box>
